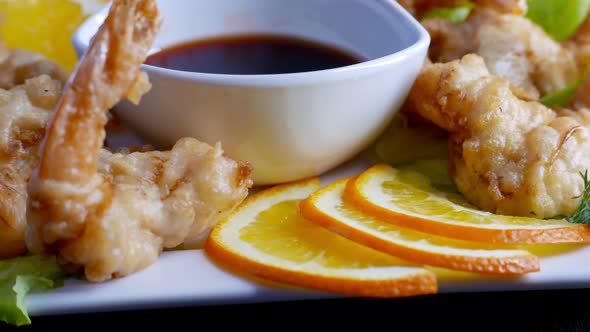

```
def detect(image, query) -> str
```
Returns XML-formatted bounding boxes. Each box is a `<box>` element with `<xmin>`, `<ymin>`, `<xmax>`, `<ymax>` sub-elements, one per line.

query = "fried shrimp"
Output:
<box><xmin>0</xmin><ymin>41</ymin><xmax>68</xmax><ymax>90</ymax></box>
<box><xmin>0</xmin><ymin>45</ymin><xmax>67</xmax><ymax>258</ymax></box>
<box><xmin>422</xmin><ymin>9</ymin><xmax>579</xmax><ymax>100</ymax></box>
<box><xmin>26</xmin><ymin>0</ymin><xmax>253</xmax><ymax>282</ymax></box>
<box><xmin>405</xmin><ymin>54</ymin><xmax>590</xmax><ymax>219</ymax></box>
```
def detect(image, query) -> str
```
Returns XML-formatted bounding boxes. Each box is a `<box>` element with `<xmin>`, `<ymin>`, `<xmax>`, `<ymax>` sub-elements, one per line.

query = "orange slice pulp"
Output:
<box><xmin>345</xmin><ymin>164</ymin><xmax>590</xmax><ymax>244</ymax></box>
<box><xmin>205</xmin><ymin>178</ymin><xmax>437</xmax><ymax>298</ymax></box>
<box><xmin>300</xmin><ymin>178</ymin><xmax>539</xmax><ymax>275</ymax></box>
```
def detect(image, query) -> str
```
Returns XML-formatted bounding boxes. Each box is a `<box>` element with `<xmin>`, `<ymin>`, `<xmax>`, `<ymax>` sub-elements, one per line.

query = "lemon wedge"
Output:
<box><xmin>346</xmin><ymin>164</ymin><xmax>590</xmax><ymax>244</ymax></box>
<box><xmin>300</xmin><ymin>178</ymin><xmax>539</xmax><ymax>275</ymax></box>
<box><xmin>205</xmin><ymin>178</ymin><xmax>437</xmax><ymax>298</ymax></box>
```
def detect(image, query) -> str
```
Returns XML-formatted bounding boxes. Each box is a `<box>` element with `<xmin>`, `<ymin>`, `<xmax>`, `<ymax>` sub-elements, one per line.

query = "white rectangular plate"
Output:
<box><xmin>26</xmin><ymin>128</ymin><xmax>590</xmax><ymax>317</ymax></box>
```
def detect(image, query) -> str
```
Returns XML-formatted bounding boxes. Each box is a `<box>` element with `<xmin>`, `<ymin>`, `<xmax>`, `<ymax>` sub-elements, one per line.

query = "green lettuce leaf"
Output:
<box><xmin>540</xmin><ymin>65</ymin><xmax>590</xmax><ymax>107</ymax></box>
<box><xmin>526</xmin><ymin>0</ymin><xmax>590</xmax><ymax>41</ymax></box>
<box><xmin>539</xmin><ymin>81</ymin><xmax>581</xmax><ymax>107</ymax></box>
<box><xmin>422</xmin><ymin>2</ymin><xmax>474</xmax><ymax>23</ymax></box>
<box><xmin>0</xmin><ymin>255</ymin><xmax>65</xmax><ymax>326</ymax></box>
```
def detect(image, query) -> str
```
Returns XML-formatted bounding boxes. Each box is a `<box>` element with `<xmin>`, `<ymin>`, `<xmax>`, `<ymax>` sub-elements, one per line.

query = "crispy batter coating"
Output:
<box><xmin>0</xmin><ymin>44</ymin><xmax>67</xmax><ymax>258</ymax></box>
<box><xmin>0</xmin><ymin>41</ymin><xmax>68</xmax><ymax>90</ymax></box>
<box><xmin>26</xmin><ymin>0</ymin><xmax>253</xmax><ymax>282</ymax></box>
<box><xmin>422</xmin><ymin>9</ymin><xmax>580</xmax><ymax>100</ymax></box>
<box><xmin>406</xmin><ymin>54</ymin><xmax>590</xmax><ymax>219</ymax></box>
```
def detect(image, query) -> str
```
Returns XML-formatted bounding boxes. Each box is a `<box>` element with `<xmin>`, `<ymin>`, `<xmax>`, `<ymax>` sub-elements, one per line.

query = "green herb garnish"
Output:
<box><xmin>566</xmin><ymin>170</ymin><xmax>590</xmax><ymax>225</ymax></box>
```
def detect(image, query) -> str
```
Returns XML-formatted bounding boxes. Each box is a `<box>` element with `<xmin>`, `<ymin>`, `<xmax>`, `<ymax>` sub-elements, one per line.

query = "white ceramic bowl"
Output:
<box><xmin>72</xmin><ymin>0</ymin><xmax>429</xmax><ymax>185</ymax></box>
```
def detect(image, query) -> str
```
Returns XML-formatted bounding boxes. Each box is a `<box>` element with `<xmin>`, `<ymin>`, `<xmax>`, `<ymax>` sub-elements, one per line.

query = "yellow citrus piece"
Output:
<box><xmin>0</xmin><ymin>0</ymin><xmax>108</xmax><ymax>72</ymax></box>
<box><xmin>300</xmin><ymin>178</ymin><xmax>539</xmax><ymax>275</ymax></box>
<box><xmin>205</xmin><ymin>178</ymin><xmax>437</xmax><ymax>298</ymax></box>
<box><xmin>346</xmin><ymin>164</ymin><xmax>590</xmax><ymax>245</ymax></box>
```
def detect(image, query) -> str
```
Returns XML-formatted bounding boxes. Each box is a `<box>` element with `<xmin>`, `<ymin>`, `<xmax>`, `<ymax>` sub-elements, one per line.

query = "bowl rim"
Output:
<box><xmin>72</xmin><ymin>0</ymin><xmax>430</xmax><ymax>87</ymax></box>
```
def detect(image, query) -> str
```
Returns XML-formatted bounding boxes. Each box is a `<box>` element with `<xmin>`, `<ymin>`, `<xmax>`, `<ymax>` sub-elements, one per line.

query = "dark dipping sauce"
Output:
<box><xmin>145</xmin><ymin>34</ymin><xmax>362</xmax><ymax>75</ymax></box>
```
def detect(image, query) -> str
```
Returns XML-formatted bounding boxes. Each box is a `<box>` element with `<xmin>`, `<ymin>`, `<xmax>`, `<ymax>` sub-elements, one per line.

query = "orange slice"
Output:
<box><xmin>345</xmin><ymin>164</ymin><xmax>590</xmax><ymax>245</ymax></box>
<box><xmin>205</xmin><ymin>178</ymin><xmax>437</xmax><ymax>298</ymax></box>
<box><xmin>300</xmin><ymin>178</ymin><xmax>539</xmax><ymax>275</ymax></box>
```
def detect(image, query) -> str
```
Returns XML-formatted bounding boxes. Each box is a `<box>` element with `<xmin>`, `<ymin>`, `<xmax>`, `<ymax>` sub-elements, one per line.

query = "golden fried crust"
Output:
<box><xmin>26</xmin><ymin>0</ymin><xmax>253</xmax><ymax>282</ymax></box>
<box><xmin>37</xmin><ymin>0</ymin><xmax>162</xmax><ymax>184</ymax></box>
<box><xmin>0</xmin><ymin>42</ymin><xmax>69</xmax><ymax>90</ymax></box>
<box><xmin>0</xmin><ymin>75</ymin><xmax>64</xmax><ymax>258</ymax></box>
<box><xmin>407</xmin><ymin>54</ymin><xmax>590</xmax><ymax>218</ymax></box>
<box><xmin>422</xmin><ymin>9</ymin><xmax>579</xmax><ymax>100</ymax></box>
<box><xmin>28</xmin><ymin>139</ymin><xmax>252</xmax><ymax>282</ymax></box>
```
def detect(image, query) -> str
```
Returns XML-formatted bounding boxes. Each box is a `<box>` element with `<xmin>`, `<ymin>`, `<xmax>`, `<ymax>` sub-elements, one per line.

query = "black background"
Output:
<box><xmin>5</xmin><ymin>288</ymin><xmax>590</xmax><ymax>331</ymax></box>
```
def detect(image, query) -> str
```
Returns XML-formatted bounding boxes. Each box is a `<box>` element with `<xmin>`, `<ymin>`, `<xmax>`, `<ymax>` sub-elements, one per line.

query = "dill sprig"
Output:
<box><xmin>566</xmin><ymin>170</ymin><xmax>590</xmax><ymax>225</ymax></box>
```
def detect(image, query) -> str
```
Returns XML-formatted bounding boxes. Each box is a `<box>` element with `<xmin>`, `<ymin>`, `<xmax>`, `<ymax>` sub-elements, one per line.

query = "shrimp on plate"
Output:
<box><xmin>397</xmin><ymin>1</ymin><xmax>590</xmax><ymax>220</ymax></box>
<box><xmin>26</xmin><ymin>0</ymin><xmax>253</xmax><ymax>282</ymax></box>
<box><xmin>405</xmin><ymin>53</ymin><xmax>590</xmax><ymax>219</ymax></box>
<box><xmin>0</xmin><ymin>43</ymin><xmax>68</xmax><ymax>258</ymax></box>
<box><xmin>421</xmin><ymin>7</ymin><xmax>582</xmax><ymax>100</ymax></box>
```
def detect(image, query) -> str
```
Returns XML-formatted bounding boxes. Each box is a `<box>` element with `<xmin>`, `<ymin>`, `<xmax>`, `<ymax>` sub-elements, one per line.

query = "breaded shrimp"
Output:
<box><xmin>26</xmin><ymin>0</ymin><xmax>253</xmax><ymax>282</ymax></box>
<box><xmin>405</xmin><ymin>54</ymin><xmax>590</xmax><ymax>219</ymax></box>
<box><xmin>422</xmin><ymin>9</ymin><xmax>579</xmax><ymax>100</ymax></box>
<box><xmin>0</xmin><ymin>40</ymin><xmax>68</xmax><ymax>89</ymax></box>
<box><xmin>0</xmin><ymin>44</ymin><xmax>67</xmax><ymax>258</ymax></box>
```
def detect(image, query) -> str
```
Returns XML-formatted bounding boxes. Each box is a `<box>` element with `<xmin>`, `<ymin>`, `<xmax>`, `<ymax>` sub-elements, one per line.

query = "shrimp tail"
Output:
<box><xmin>38</xmin><ymin>0</ymin><xmax>161</xmax><ymax>184</ymax></box>
<box><xmin>26</xmin><ymin>0</ymin><xmax>161</xmax><ymax>253</ymax></box>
